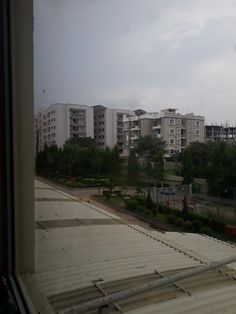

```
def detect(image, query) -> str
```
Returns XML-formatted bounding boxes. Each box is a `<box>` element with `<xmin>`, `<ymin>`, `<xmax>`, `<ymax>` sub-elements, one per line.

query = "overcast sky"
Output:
<box><xmin>34</xmin><ymin>0</ymin><xmax>236</xmax><ymax>123</ymax></box>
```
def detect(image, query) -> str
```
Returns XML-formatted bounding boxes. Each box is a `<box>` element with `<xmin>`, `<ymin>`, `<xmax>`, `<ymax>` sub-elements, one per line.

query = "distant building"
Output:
<box><xmin>205</xmin><ymin>124</ymin><xmax>236</xmax><ymax>144</ymax></box>
<box><xmin>123</xmin><ymin>110</ymin><xmax>158</xmax><ymax>156</ymax></box>
<box><xmin>123</xmin><ymin>108</ymin><xmax>205</xmax><ymax>157</ymax></box>
<box><xmin>34</xmin><ymin>103</ymin><xmax>94</xmax><ymax>152</ymax></box>
<box><xmin>93</xmin><ymin>105</ymin><xmax>134</xmax><ymax>153</ymax></box>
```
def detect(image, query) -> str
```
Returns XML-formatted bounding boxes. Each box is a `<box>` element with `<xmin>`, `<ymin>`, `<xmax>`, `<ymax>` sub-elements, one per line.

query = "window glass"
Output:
<box><xmin>9</xmin><ymin>1</ymin><xmax>236</xmax><ymax>313</ymax></box>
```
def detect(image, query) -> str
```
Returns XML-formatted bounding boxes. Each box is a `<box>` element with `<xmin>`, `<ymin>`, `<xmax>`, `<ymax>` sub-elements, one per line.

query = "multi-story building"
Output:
<box><xmin>123</xmin><ymin>110</ymin><xmax>158</xmax><ymax>156</ymax></box>
<box><xmin>34</xmin><ymin>103</ymin><xmax>94</xmax><ymax>151</ymax></box>
<box><xmin>93</xmin><ymin>105</ymin><xmax>134</xmax><ymax>152</ymax></box>
<box><xmin>154</xmin><ymin>109</ymin><xmax>205</xmax><ymax>156</ymax></box>
<box><xmin>205</xmin><ymin>124</ymin><xmax>236</xmax><ymax>143</ymax></box>
<box><xmin>123</xmin><ymin>108</ymin><xmax>205</xmax><ymax>157</ymax></box>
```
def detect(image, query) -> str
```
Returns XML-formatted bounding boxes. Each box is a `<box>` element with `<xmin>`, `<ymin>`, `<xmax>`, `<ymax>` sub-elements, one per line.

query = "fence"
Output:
<box><xmin>150</xmin><ymin>184</ymin><xmax>193</xmax><ymax>209</ymax></box>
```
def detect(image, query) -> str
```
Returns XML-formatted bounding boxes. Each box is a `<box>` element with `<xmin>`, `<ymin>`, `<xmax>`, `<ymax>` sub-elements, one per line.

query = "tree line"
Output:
<box><xmin>35</xmin><ymin>136</ymin><xmax>165</xmax><ymax>186</ymax></box>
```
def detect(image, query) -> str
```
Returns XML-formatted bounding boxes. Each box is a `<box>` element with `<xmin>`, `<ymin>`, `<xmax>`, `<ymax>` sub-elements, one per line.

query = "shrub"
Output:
<box><xmin>137</xmin><ymin>205</ymin><xmax>146</xmax><ymax>214</ymax></box>
<box><xmin>134</xmin><ymin>196</ymin><xmax>147</xmax><ymax>206</ymax></box>
<box><xmin>55</xmin><ymin>178</ymin><xmax>64</xmax><ymax>184</ymax></box>
<box><xmin>159</xmin><ymin>205</ymin><xmax>170</xmax><ymax>214</ymax></box>
<box><xmin>100</xmin><ymin>178</ymin><xmax>110</xmax><ymax>184</ymax></box>
<box><xmin>175</xmin><ymin>217</ymin><xmax>184</xmax><ymax>227</ymax></box>
<box><xmin>158</xmin><ymin>204</ymin><xmax>165</xmax><ymax>213</ymax></box>
<box><xmin>113</xmin><ymin>190</ymin><xmax>122</xmax><ymax>196</ymax></box>
<box><xmin>211</xmin><ymin>220</ymin><xmax>225</xmax><ymax>233</ymax></box>
<box><xmin>183</xmin><ymin>220</ymin><xmax>192</xmax><ymax>231</ymax></box>
<box><xmin>168</xmin><ymin>215</ymin><xmax>177</xmax><ymax>224</ymax></box>
<box><xmin>103</xmin><ymin>190</ymin><xmax>111</xmax><ymax>200</ymax></box>
<box><xmin>199</xmin><ymin>227</ymin><xmax>213</xmax><ymax>236</ymax></box>
<box><xmin>126</xmin><ymin>199</ymin><xmax>139</xmax><ymax>212</ymax></box>
<box><xmin>82</xmin><ymin>178</ymin><xmax>96</xmax><ymax>185</ymax></box>
<box><xmin>75</xmin><ymin>182</ymin><xmax>86</xmax><ymax>188</ymax></box>
<box><xmin>144</xmin><ymin>208</ymin><xmax>153</xmax><ymax>217</ymax></box>
<box><xmin>192</xmin><ymin>219</ymin><xmax>203</xmax><ymax>231</ymax></box>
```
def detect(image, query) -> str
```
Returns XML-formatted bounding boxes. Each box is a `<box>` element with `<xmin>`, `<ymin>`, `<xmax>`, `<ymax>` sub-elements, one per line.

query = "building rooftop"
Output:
<box><xmin>27</xmin><ymin>180</ymin><xmax>236</xmax><ymax>313</ymax></box>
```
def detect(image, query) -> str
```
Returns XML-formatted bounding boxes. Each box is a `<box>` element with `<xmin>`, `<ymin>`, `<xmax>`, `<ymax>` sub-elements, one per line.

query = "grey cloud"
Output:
<box><xmin>34</xmin><ymin>0</ymin><xmax>236</xmax><ymax>122</ymax></box>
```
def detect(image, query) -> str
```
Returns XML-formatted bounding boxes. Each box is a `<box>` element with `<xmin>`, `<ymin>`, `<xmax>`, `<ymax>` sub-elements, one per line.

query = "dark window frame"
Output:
<box><xmin>0</xmin><ymin>0</ymin><xmax>29</xmax><ymax>312</ymax></box>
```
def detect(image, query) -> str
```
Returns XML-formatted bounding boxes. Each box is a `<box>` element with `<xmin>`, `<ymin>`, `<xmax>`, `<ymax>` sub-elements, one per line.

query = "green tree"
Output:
<box><xmin>135</xmin><ymin>136</ymin><xmax>165</xmax><ymax>184</ymax></box>
<box><xmin>65</xmin><ymin>136</ymin><xmax>95</xmax><ymax>147</ymax></box>
<box><xmin>181</xmin><ymin>143</ymin><xmax>209</xmax><ymax>178</ymax></box>
<box><xmin>207</xmin><ymin>142</ymin><xmax>235</xmax><ymax>197</ymax></box>
<box><xmin>135</xmin><ymin>135</ymin><xmax>165</xmax><ymax>159</ymax></box>
<box><xmin>127</xmin><ymin>150</ymin><xmax>139</xmax><ymax>185</ymax></box>
<box><xmin>146</xmin><ymin>189</ymin><xmax>154</xmax><ymax>210</ymax></box>
<box><xmin>182</xmin><ymin>149</ymin><xmax>193</xmax><ymax>184</ymax></box>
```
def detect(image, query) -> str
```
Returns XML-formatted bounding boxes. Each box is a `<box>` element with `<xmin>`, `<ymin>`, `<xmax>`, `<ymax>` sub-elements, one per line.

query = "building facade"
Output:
<box><xmin>93</xmin><ymin>105</ymin><xmax>134</xmax><ymax>152</ymax></box>
<box><xmin>155</xmin><ymin>109</ymin><xmax>205</xmax><ymax>156</ymax></box>
<box><xmin>123</xmin><ymin>110</ymin><xmax>158</xmax><ymax>156</ymax></box>
<box><xmin>123</xmin><ymin>108</ymin><xmax>205</xmax><ymax>157</ymax></box>
<box><xmin>34</xmin><ymin>103</ymin><xmax>94</xmax><ymax>152</ymax></box>
<box><xmin>205</xmin><ymin>124</ymin><xmax>236</xmax><ymax>143</ymax></box>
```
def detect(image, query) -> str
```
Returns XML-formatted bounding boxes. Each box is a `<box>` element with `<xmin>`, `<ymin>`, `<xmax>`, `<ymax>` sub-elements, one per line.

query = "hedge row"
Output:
<box><xmin>125</xmin><ymin>200</ymin><xmax>236</xmax><ymax>237</ymax></box>
<box><xmin>54</xmin><ymin>177</ymin><xmax>110</xmax><ymax>188</ymax></box>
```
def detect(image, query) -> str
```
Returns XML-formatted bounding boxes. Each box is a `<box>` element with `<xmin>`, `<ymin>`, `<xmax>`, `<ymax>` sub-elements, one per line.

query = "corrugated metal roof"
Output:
<box><xmin>33</xmin><ymin>180</ymin><xmax>236</xmax><ymax>313</ymax></box>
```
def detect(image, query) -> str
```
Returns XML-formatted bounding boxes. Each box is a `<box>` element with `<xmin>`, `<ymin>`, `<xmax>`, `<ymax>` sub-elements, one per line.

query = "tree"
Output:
<box><xmin>146</xmin><ymin>189</ymin><xmax>154</xmax><ymax>210</ymax></box>
<box><xmin>135</xmin><ymin>135</ymin><xmax>165</xmax><ymax>160</ymax></box>
<box><xmin>109</xmin><ymin>146</ymin><xmax>123</xmax><ymax>181</ymax></box>
<box><xmin>127</xmin><ymin>150</ymin><xmax>139</xmax><ymax>185</ymax></box>
<box><xmin>181</xmin><ymin>143</ymin><xmax>209</xmax><ymax>178</ymax></box>
<box><xmin>182</xmin><ymin>149</ymin><xmax>193</xmax><ymax>184</ymax></box>
<box><xmin>35</xmin><ymin>144</ymin><xmax>62</xmax><ymax>177</ymax></box>
<box><xmin>182</xmin><ymin>195</ymin><xmax>189</xmax><ymax>216</ymax></box>
<box><xmin>65</xmin><ymin>136</ymin><xmax>95</xmax><ymax>147</ymax></box>
<box><xmin>207</xmin><ymin>142</ymin><xmax>235</xmax><ymax>197</ymax></box>
<box><xmin>134</xmin><ymin>136</ymin><xmax>165</xmax><ymax>184</ymax></box>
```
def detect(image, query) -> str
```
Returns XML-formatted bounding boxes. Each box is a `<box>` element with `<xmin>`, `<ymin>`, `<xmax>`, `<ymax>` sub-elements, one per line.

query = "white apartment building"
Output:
<box><xmin>93</xmin><ymin>105</ymin><xmax>134</xmax><ymax>153</ymax></box>
<box><xmin>123</xmin><ymin>108</ymin><xmax>205</xmax><ymax>157</ymax></box>
<box><xmin>35</xmin><ymin>103</ymin><xmax>94</xmax><ymax>152</ymax></box>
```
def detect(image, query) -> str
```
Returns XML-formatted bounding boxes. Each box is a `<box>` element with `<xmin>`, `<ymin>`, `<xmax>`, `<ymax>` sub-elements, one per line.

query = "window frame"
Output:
<box><xmin>0</xmin><ymin>0</ymin><xmax>31</xmax><ymax>312</ymax></box>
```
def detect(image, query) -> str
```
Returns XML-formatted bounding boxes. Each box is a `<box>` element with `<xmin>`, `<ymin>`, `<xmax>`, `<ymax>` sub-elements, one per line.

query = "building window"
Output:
<box><xmin>177</xmin><ymin>119</ymin><xmax>181</xmax><ymax>124</ymax></box>
<box><xmin>196</xmin><ymin>121</ymin><xmax>200</xmax><ymax>126</ymax></box>
<box><xmin>195</xmin><ymin>130</ymin><xmax>200</xmax><ymax>136</ymax></box>
<box><xmin>169</xmin><ymin>138</ymin><xmax>175</xmax><ymax>144</ymax></box>
<box><xmin>169</xmin><ymin>128</ymin><xmax>175</xmax><ymax>134</ymax></box>
<box><xmin>177</xmin><ymin>128</ymin><xmax>181</xmax><ymax>134</ymax></box>
<box><xmin>177</xmin><ymin>139</ymin><xmax>181</xmax><ymax>144</ymax></box>
<box><xmin>169</xmin><ymin>119</ymin><xmax>175</xmax><ymax>125</ymax></box>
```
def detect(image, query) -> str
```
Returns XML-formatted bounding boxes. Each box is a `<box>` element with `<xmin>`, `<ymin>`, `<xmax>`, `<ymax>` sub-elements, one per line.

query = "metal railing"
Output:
<box><xmin>61</xmin><ymin>255</ymin><xmax>236</xmax><ymax>314</ymax></box>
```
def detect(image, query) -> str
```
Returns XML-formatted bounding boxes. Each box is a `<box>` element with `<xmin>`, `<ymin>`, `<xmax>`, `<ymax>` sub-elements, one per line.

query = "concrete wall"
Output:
<box><xmin>140</xmin><ymin>119</ymin><xmax>153</xmax><ymax>136</ymax></box>
<box><xmin>164</xmin><ymin>174</ymin><xmax>208</xmax><ymax>193</ymax></box>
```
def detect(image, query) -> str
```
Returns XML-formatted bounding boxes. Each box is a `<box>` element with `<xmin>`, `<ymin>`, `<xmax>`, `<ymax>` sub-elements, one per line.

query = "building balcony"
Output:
<box><xmin>131</xmin><ymin>135</ymin><xmax>139</xmax><ymax>140</ymax></box>
<box><xmin>130</xmin><ymin>125</ymin><xmax>140</xmax><ymax>131</ymax></box>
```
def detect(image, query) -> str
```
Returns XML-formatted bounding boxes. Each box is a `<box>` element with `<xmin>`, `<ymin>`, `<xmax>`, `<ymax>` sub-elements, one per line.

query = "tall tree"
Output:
<box><xmin>182</xmin><ymin>149</ymin><xmax>193</xmax><ymax>184</ymax></box>
<box><xmin>65</xmin><ymin>136</ymin><xmax>95</xmax><ymax>147</ymax></box>
<box><xmin>127</xmin><ymin>150</ymin><xmax>139</xmax><ymax>185</ymax></box>
<box><xmin>135</xmin><ymin>136</ymin><xmax>165</xmax><ymax>184</ymax></box>
<box><xmin>181</xmin><ymin>142</ymin><xmax>209</xmax><ymax>178</ymax></box>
